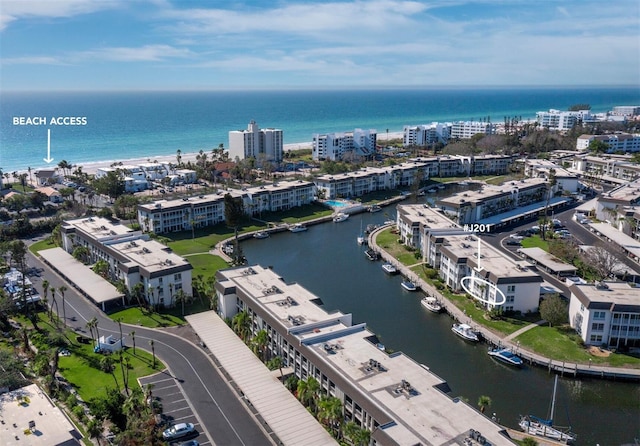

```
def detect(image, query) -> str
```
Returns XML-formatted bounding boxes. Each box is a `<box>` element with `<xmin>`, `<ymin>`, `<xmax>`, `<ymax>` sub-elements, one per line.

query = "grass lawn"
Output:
<box><xmin>187</xmin><ymin>253</ymin><xmax>228</xmax><ymax>282</ymax></box>
<box><xmin>521</xmin><ymin>235</ymin><xmax>550</xmax><ymax>251</ymax></box>
<box><xmin>109</xmin><ymin>307</ymin><xmax>184</xmax><ymax>328</ymax></box>
<box><xmin>376</xmin><ymin>228</ymin><xmax>420</xmax><ymax>265</ymax></box>
<box><xmin>29</xmin><ymin>238</ymin><xmax>57</xmax><ymax>254</ymax></box>
<box><xmin>515</xmin><ymin>325</ymin><xmax>640</xmax><ymax>368</ymax></box>
<box><xmin>59</xmin><ymin>342</ymin><xmax>160</xmax><ymax>402</ymax></box>
<box><xmin>17</xmin><ymin>315</ymin><xmax>162</xmax><ymax>403</ymax></box>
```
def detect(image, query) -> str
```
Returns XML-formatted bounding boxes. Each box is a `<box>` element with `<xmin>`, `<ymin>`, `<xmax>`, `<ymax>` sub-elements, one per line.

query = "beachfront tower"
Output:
<box><xmin>228</xmin><ymin>120</ymin><xmax>283</xmax><ymax>164</ymax></box>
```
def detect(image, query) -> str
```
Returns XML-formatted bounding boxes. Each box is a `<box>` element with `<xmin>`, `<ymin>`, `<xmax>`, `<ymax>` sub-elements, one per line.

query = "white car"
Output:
<box><xmin>162</xmin><ymin>423</ymin><xmax>195</xmax><ymax>441</ymax></box>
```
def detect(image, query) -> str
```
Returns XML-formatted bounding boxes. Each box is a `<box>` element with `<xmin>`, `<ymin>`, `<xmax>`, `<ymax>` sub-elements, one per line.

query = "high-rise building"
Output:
<box><xmin>228</xmin><ymin>120</ymin><xmax>283</xmax><ymax>163</ymax></box>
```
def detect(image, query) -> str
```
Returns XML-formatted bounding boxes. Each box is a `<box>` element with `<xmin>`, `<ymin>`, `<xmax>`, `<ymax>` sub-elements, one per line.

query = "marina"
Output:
<box><xmin>241</xmin><ymin>210</ymin><xmax>639</xmax><ymax>444</ymax></box>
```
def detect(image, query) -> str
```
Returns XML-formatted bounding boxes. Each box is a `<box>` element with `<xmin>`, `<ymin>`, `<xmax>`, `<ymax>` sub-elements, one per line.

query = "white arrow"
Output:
<box><xmin>43</xmin><ymin>128</ymin><xmax>54</xmax><ymax>163</ymax></box>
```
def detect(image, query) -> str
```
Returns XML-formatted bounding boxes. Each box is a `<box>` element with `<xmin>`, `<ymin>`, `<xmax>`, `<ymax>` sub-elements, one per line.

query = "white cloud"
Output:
<box><xmin>77</xmin><ymin>44</ymin><xmax>194</xmax><ymax>62</ymax></box>
<box><xmin>0</xmin><ymin>0</ymin><xmax>119</xmax><ymax>31</ymax></box>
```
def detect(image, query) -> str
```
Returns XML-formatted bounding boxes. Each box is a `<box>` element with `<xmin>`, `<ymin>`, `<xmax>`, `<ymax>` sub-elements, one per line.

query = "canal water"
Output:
<box><xmin>241</xmin><ymin>201</ymin><xmax>640</xmax><ymax>445</ymax></box>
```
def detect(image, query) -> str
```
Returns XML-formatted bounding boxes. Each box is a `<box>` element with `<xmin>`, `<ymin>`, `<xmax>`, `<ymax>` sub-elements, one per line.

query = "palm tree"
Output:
<box><xmin>297</xmin><ymin>376</ymin><xmax>320</xmax><ymax>412</ymax></box>
<box><xmin>175</xmin><ymin>288</ymin><xmax>188</xmax><ymax>316</ymax></box>
<box><xmin>251</xmin><ymin>329</ymin><xmax>269</xmax><ymax>361</ymax></box>
<box><xmin>231</xmin><ymin>310</ymin><xmax>251</xmax><ymax>341</ymax></box>
<box><xmin>50</xmin><ymin>287</ymin><xmax>59</xmax><ymax>325</ymax></box>
<box><xmin>99</xmin><ymin>356</ymin><xmax>119</xmax><ymax>389</ymax></box>
<box><xmin>478</xmin><ymin>395</ymin><xmax>492</xmax><ymax>414</ymax></box>
<box><xmin>86</xmin><ymin>418</ymin><xmax>104</xmax><ymax>445</ymax></box>
<box><xmin>149</xmin><ymin>339</ymin><xmax>156</xmax><ymax>368</ymax></box>
<box><xmin>41</xmin><ymin>280</ymin><xmax>51</xmax><ymax>320</ymax></box>
<box><xmin>58</xmin><ymin>285</ymin><xmax>67</xmax><ymax>325</ymax></box>
<box><xmin>317</xmin><ymin>395</ymin><xmax>343</xmax><ymax>437</ymax></box>
<box><xmin>130</xmin><ymin>330</ymin><xmax>136</xmax><ymax>355</ymax></box>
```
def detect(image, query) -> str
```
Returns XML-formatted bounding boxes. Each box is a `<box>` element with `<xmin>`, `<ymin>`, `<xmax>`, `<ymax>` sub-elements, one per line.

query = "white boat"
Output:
<box><xmin>381</xmin><ymin>263</ymin><xmax>398</xmax><ymax>274</ymax></box>
<box><xmin>437</xmin><ymin>184</ymin><xmax>446</xmax><ymax>190</ymax></box>
<box><xmin>519</xmin><ymin>375</ymin><xmax>576</xmax><ymax>443</ymax></box>
<box><xmin>253</xmin><ymin>231</ymin><xmax>269</xmax><ymax>239</ymax></box>
<box><xmin>368</xmin><ymin>204</ymin><xmax>382</xmax><ymax>213</ymax></box>
<box><xmin>356</xmin><ymin>235</ymin><xmax>367</xmax><ymax>245</ymax></box>
<box><xmin>400</xmin><ymin>280</ymin><xmax>418</xmax><ymax>291</ymax></box>
<box><xmin>289</xmin><ymin>223</ymin><xmax>308</xmax><ymax>233</ymax></box>
<box><xmin>487</xmin><ymin>347</ymin><xmax>523</xmax><ymax>367</ymax></box>
<box><xmin>421</xmin><ymin>296</ymin><xmax>442</xmax><ymax>313</ymax></box>
<box><xmin>427</xmin><ymin>188</ymin><xmax>437</xmax><ymax>193</ymax></box>
<box><xmin>451</xmin><ymin>323</ymin><xmax>479</xmax><ymax>342</ymax></box>
<box><xmin>333</xmin><ymin>212</ymin><xmax>349</xmax><ymax>222</ymax></box>
<box><xmin>459</xmin><ymin>181</ymin><xmax>469</xmax><ymax>186</ymax></box>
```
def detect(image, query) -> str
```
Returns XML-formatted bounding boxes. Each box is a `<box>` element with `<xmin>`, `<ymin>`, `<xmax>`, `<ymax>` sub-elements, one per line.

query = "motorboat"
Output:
<box><xmin>364</xmin><ymin>248</ymin><xmax>380</xmax><ymax>261</ymax></box>
<box><xmin>427</xmin><ymin>188</ymin><xmax>437</xmax><ymax>193</ymax></box>
<box><xmin>421</xmin><ymin>296</ymin><xmax>442</xmax><ymax>313</ymax></box>
<box><xmin>519</xmin><ymin>375</ymin><xmax>576</xmax><ymax>443</ymax></box>
<box><xmin>381</xmin><ymin>263</ymin><xmax>398</xmax><ymax>274</ymax></box>
<box><xmin>333</xmin><ymin>212</ymin><xmax>349</xmax><ymax>223</ymax></box>
<box><xmin>289</xmin><ymin>223</ymin><xmax>308</xmax><ymax>233</ymax></box>
<box><xmin>487</xmin><ymin>347</ymin><xmax>523</xmax><ymax>367</ymax></box>
<box><xmin>437</xmin><ymin>184</ymin><xmax>446</xmax><ymax>190</ymax></box>
<box><xmin>368</xmin><ymin>204</ymin><xmax>382</xmax><ymax>213</ymax></box>
<box><xmin>451</xmin><ymin>323</ymin><xmax>479</xmax><ymax>342</ymax></box>
<box><xmin>400</xmin><ymin>280</ymin><xmax>418</xmax><ymax>292</ymax></box>
<box><xmin>253</xmin><ymin>231</ymin><xmax>269</xmax><ymax>239</ymax></box>
<box><xmin>356</xmin><ymin>235</ymin><xmax>367</xmax><ymax>245</ymax></box>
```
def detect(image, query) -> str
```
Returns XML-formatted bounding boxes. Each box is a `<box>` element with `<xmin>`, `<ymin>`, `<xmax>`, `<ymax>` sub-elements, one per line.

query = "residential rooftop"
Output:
<box><xmin>570</xmin><ymin>281</ymin><xmax>640</xmax><ymax>313</ymax></box>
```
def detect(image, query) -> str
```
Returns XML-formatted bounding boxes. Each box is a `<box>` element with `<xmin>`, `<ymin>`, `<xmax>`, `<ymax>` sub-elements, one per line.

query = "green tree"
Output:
<box><xmin>477</xmin><ymin>395</ymin><xmax>492</xmax><ymax>413</ymax></box>
<box><xmin>587</xmin><ymin>139</ymin><xmax>609</xmax><ymax>153</ymax></box>
<box><xmin>149</xmin><ymin>339</ymin><xmax>156</xmax><ymax>368</ymax></box>
<box><xmin>92</xmin><ymin>170</ymin><xmax>125</xmax><ymax>202</ymax></box>
<box><xmin>251</xmin><ymin>329</ymin><xmax>269</xmax><ymax>361</ymax></box>
<box><xmin>539</xmin><ymin>295</ymin><xmax>568</xmax><ymax>327</ymax></box>
<box><xmin>231</xmin><ymin>310</ymin><xmax>251</xmax><ymax>341</ymax></box>
<box><xmin>317</xmin><ymin>395</ymin><xmax>343</xmax><ymax>437</ymax></box>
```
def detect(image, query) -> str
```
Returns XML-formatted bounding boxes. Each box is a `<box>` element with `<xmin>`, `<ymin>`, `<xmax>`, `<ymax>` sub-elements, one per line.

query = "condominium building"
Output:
<box><xmin>403</xmin><ymin>122</ymin><xmax>451</xmax><ymax>146</ymax></box>
<box><xmin>576</xmin><ymin>133</ymin><xmax>640</xmax><ymax>153</ymax></box>
<box><xmin>137</xmin><ymin>180</ymin><xmax>316</xmax><ymax>233</ymax></box>
<box><xmin>438</xmin><ymin>234</ymin><xmax>542</xmax><ymax>313</ymax></box>
<box><xmin>569</xmin><ymin>281</ymin><xmax>640</xmax><ymax>349</ymax></box>
<box><xmin>312</xmin><ymin>129</ymin><xmax>377</xmax><ymax>161</ymax></box>
<box><xmin>215</xmin><ymin>264</ymin><xmax>515</xmax><ymax>446</ymax></box>
<box><xmin>571</xmin><ymin>154</ymin><xmax>640</xmax><ymax>186</ymax></box>
<box><xmin>536</xmin><ymin>109</ymin><xmax>592</xmax><ymax>131</ymax></box>
<box><xmin>524</xmin><ymin>159</ymin><xmax>579</xmax><ymax>193</ymax></box>
<box><xmin>60</xmin><ymin>217</ymin><xmax>193</xmax><ymax>307</ymax></box>
<box><xmin>450</xmin><ymin>121</ymin><xmax>497</xmax><ymax>139</ymax></box>
<box><xmin>436</xmin><ymin>178</ymin><xmax>551</xmax><ymax>226</ymax></box>
<box><xmin>229</xmin><ymin>120</ymin><xmax>284</xmax><ymax>163</ymax></box>
<box><xmin>611</xmin><ymin>106</ymin><xmax>640</xmax><ymax>117</ymax></box>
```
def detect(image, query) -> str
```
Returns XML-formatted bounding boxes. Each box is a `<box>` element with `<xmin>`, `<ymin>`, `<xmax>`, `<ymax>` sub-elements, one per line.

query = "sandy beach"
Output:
<box><xmin>23</xmin><ymin>131</ymin><xmax>403</xmax><ymax>178</ymax></box>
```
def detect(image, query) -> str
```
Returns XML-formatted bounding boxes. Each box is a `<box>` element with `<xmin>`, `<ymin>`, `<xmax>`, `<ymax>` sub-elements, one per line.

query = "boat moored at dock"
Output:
<box><xmin>381</xmin><ymin>262</ymin><xmax>398</xmax><ymax>274</ymax></box>
<box><xmin>487</xmin><ymin>347</ymin><xmax>523</xmax><ymax>367</ymax></box>
<box><xmin>451</xmin><ymin>323</ymin><xmax>479</xmax><ymax>342</ymax></box>
<box><xmin>421</xmin><ymin>296</ymin><xmax>442</xmax><ymax>313</ymax></box>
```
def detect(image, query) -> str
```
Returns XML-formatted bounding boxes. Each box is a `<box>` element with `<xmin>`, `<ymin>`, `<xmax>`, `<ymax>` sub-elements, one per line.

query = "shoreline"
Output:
<box><xmin>18</xmin><ymin>132</ymin><xmax>404</xmax><ymax>178</ymax></box>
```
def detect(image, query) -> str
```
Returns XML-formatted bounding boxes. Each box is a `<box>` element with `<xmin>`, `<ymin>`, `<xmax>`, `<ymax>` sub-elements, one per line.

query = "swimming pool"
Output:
<box><xmin>325</xmin><ymin>200</ymin><xmax>348</xmax><ymax>207</ymax></box>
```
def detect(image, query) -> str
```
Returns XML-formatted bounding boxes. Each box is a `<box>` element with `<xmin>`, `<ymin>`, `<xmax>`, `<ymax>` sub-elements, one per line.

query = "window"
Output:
<box><xmin>506</xmin><ymin>295</ymin><xmax>515</xmax><ymax>303</ymax></box>
<box><xmin>589</xmin><ymin>334</ymin><xmax>603</xmax><ymax>343</ymax></box>
<box><xmin>174</xmin><ymin>273</ymin><xmax>182</xmax><ymax>281</ymax></box>
<box><xmin>594</xmin><ymin>311</ymin><xmax>606</xmax><ymax>320</ymax></box>
<box><xmin>591</xmin><ymin>323</ymin><xmax>604</xmax><ymax>331</ymax></box>
<box><xmin>507</xmin><ymin>285</ymin><xmax>516</xmax><ymax>293</ymax></box>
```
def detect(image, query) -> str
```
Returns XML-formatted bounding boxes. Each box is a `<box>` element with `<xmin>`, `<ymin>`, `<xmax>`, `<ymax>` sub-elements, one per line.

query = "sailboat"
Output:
<box><xmin>519</xmin><ymin>375</ymin><xmax>576</xmax><ymax>443</ymax></box>
<box><xmin>356</xmin><ymin>219</ymin><xmax>367</xmax><ymax>245</ymax></box>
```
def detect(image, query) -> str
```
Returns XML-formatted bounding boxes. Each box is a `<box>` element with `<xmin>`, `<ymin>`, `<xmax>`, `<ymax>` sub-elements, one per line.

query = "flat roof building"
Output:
<box><xmin>569</xmin><ymin>281</ymin><xmax>640</xmax><ymax>349</ymax></box>
<box><xmin>214</xmin><ymin>264</ymin><xmax>515</xmax><ymax>446</ymax></box>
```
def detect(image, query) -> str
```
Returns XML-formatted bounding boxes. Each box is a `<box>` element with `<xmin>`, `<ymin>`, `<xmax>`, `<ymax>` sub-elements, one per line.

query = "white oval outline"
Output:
<box><xmin>460</xmin><ymin>276</ymin><xmax>507</xmax><ymax>306</ymax></box>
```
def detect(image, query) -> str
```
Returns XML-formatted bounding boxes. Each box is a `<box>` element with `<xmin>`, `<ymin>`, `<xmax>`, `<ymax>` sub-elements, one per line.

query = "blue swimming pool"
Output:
<box><xmin>325</xmin><ymin>200</ymin><xmax>347</xmax><ymax>207</ymax></box>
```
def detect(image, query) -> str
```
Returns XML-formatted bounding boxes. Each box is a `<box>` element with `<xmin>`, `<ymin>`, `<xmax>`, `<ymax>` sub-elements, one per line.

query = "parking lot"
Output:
<box><xmin>139</xmin><ymin>372</ymin><xmax>211</xmax><ymax>445</ymax></box>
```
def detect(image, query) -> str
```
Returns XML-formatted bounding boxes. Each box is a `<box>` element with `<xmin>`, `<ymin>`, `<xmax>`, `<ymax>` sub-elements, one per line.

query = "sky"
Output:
<box><xmin>1</xmin><ymin>0</ymin><xmax>639</xmax><ymax>91</ymax></box>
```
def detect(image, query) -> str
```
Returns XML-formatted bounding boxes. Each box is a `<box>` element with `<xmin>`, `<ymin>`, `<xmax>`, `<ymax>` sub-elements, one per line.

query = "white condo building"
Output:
<box><xmin>536</xmin><ymin>109</ymin><xmax>592</xmax><ymax>131</ymax></box>
<box><xmin>449</xmin><ymin>121</ymin><xmax>497</xmax><ymax>139</ymax></box>
<box><xmin>312</xmin><ymin>129</ymin><xmax>377</xmax><ymax>161</ymax></box>
<box><xmin>569</xmin><ymin>281</ymin><xmax>640</xmax><ymax>349</ymax></box>
<box><xmin>229</xmin><ymin>120</ymin><xmax>284</xmax><ymax>163</ymax></box>
<box><xmin>403</xmin><ymin>123</ymin><xmax>451</xmax><ymax>146</ymax></box>
<box><xmin>214</xmin><ymin>264</ymin><xmax>515</xmax><ymax>446</ymax></box>
<box><xmin>60</xmin><ymin>217</ymin><xmax>193</xmax><ymax>307</ymax></box>
<box><xmin>576</xmin><ymin>133</ymin><xmax>640</xmax><ymax>153</ymax></box>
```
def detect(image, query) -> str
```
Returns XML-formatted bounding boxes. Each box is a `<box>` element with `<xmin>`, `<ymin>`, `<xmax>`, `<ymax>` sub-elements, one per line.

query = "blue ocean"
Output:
<box><xmin>1</xmin><ymin>87</ymin><xmax>638</xmax><ymax>173</ymax></box>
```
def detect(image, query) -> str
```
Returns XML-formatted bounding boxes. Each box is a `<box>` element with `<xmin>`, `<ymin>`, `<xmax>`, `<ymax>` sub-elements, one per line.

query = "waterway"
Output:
<box><xmin>241</xmin><ymin>197</ymin><xmax>640</xmax><ymax>446</ymax></box>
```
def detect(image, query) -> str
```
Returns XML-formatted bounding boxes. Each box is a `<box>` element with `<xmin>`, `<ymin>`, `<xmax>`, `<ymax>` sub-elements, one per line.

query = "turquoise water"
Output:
<box><xmin>325</xmin><ymin>200</ymin><xmax>347</xmax><ymax>207</ymax></box>
<box><xmin>1</xmin><ymin>87</ymin><xmax>638</xmax><ymax>172</ymax></box>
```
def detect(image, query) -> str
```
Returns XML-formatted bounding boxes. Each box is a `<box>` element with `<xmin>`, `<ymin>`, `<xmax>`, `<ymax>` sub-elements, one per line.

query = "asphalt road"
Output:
<box><xmin>26</xmin><ymin>250</ymin><xmax>272</xmax><ymax>446</ymax></box>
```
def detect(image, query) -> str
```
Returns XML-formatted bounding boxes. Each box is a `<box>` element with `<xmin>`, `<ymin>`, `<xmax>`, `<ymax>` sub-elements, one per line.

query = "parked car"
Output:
<box><xmin>505</xmin><ymin>239</ymin><xmax>521</xmax><ymax>246</ymax></box>
<box><xmin>178</xmin><ymin>441</ymin><xmax>199</xmax><ymax>446</ymax></box>
<box><xmin>162</xmin><ymin>423</ymin><xmax>195</xmax><ymax>441</ymax></box>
